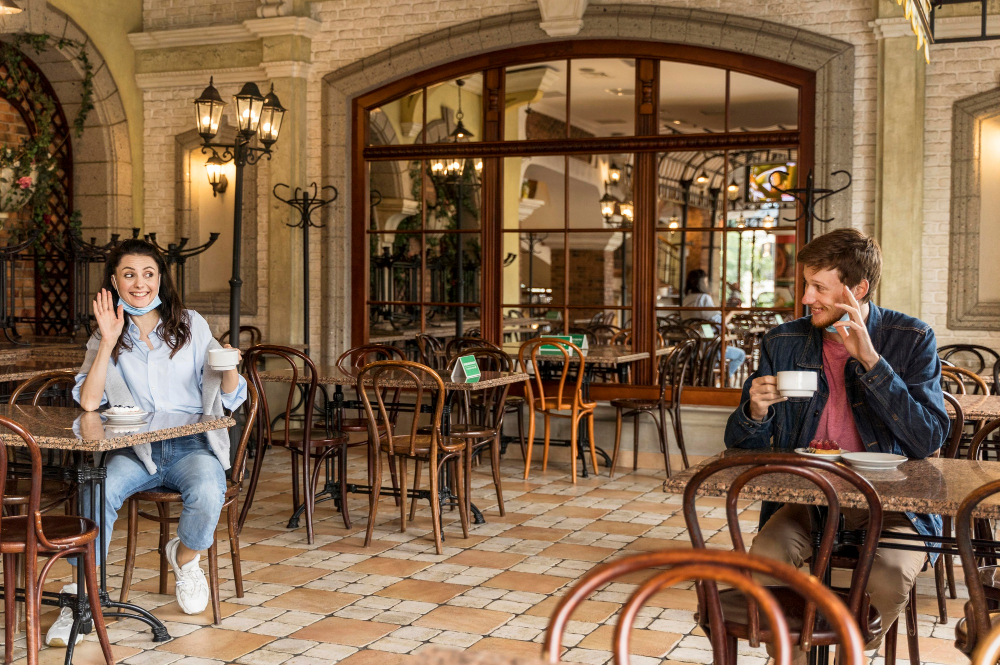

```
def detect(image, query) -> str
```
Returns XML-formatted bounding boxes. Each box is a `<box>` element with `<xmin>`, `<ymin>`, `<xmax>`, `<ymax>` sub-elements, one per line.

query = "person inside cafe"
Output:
<box><xmin>723</xmin><ymin>228</ymin><xmax>950</xmax><ymax>654</ymax></box>
<box><xmin>682</xmin><ymin>268</ymin><xmax>747</xmax><ymax>382</ymax></box>
<box><xmin>47</xmin><ymin>239</ymin><xmax>248</xmax><ymax>647</ymax></box>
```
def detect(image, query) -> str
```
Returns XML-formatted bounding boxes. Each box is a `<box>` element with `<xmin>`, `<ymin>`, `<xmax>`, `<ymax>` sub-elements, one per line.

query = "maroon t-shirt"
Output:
<box><xmin>814</xmin><ymin>338</ymin><xmax>865</xmax><ymax>452</ymax></box>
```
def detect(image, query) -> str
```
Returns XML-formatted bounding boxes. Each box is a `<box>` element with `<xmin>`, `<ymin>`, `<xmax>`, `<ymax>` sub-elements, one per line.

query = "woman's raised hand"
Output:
<box><xmin>93</xmin><ymin>288</ymin><xmax>124</xmax><ymax>342</ymax></box>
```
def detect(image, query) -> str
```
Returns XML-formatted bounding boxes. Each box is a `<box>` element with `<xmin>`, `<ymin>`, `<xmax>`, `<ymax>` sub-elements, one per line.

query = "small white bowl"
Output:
<box><xmin>777</xmin><ymin>371</ymin><xmax>818</xmax><ymax>398</ymax></box>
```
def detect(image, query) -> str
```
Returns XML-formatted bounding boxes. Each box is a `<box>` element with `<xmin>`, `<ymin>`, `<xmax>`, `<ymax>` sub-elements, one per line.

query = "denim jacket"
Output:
<box><xmin>724</xmin><ymin>304</ymin><xmax>949</xmax><ymax>545</ymax></box>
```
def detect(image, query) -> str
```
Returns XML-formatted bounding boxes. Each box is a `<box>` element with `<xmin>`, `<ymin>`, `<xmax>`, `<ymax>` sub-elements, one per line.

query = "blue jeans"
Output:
<box><xmin>725</xmin><ymin>346</ymin><xmax>746</xmax><ymax>377</ymax></box>
<box><xmin>81</xmin><ymin>434</ymin><xmax>227</xmax><ymax>564</ymax></box>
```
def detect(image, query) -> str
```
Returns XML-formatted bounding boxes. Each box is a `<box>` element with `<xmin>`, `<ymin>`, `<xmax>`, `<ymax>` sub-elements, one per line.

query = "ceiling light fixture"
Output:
<box><xmin>0</xmin><ymin>0</ymin><xmax>22</xmax><ymax>14</ymax></box>
<box><xmin>450</xmin><ymin>79</ymin><xmax>473</xmax><ymax>140</ymax></box>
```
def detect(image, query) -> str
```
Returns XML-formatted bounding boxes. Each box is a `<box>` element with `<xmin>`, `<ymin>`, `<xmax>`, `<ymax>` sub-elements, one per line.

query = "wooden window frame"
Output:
<box><xmin>352</xmin><ymin>40</ymin><xmax>815</xmax><ymax>390</ymax></box>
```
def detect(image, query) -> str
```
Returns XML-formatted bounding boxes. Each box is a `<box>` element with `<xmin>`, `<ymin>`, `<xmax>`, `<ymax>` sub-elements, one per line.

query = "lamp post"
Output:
<box><xmin>193</xmin><ymin>77</ymin><xmax>285</xmax><ymax>347</ymax></box>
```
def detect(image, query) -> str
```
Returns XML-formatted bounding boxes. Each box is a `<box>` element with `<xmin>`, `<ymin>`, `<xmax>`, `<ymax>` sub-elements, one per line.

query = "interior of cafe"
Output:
<box><xmin>0</xmin><ymin>1</ymin><xmax>999</xmax><ymax>664</ymax></box>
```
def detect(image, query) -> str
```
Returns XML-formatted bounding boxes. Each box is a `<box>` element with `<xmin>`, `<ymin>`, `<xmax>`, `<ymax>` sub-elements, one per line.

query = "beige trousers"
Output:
<box><xmin>748</xmin><ymin>504</ymin><xmax>926</xmax><ymax>654</ymax></box>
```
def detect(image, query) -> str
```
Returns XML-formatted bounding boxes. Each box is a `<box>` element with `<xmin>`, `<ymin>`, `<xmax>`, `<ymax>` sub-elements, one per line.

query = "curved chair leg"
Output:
<box><xmin>455</xmin><ymin>451</ymin><xmax>470</xmax><ymax>539</ymax></box>
<box><xmin>885</xmin><ymin>617</ymin><xmax>898</xmax><ymax>665</ymax></box>
<box><xmin>120</xmin><ymin>497</ymin><xmax>139</xmax><ymax>603</ymax></box>
<box><xmin>338</xmin><ymin>445</ymin><xmax>352</xmax><ymax>529</ymax></box>
<box><xmin>4</xmin><ymin>553</ymin><xmax>15</xmax><ymax>664</ymax></box>
<box><xmin>541</xmin><ymin>414</ymin><xmax>551</xmax><ymax>473</ymax></box>
<box><xmin>587</xmin><ymin>413</ymin><xmax>598</xmax><ymax>474</ymax></box>
<box><xmin>933</xmin><ymin>554</ymin><xmax>948</xmax><ymax>624</ymax></box>
<box><xmin>156</xmin><ymin>502</ymin><xmax>170</xmax><ymax>596</ymax></box>
<box><xmin>610</xmin><ymin>406</ymin><xmax>623</xmax><ymax>479</ymax></box>
<box><xmin>227</xmin><ymin>502</ymin><xmax>244</xmax><ymax>598</ymax></box>
<box><xmin>523</xmin><ymin>406</ymin><xmax>536</xmax><ymax>480</ymax></box>
<box><xmin>388</xmin><ymin>452</ymin><xmax>401</xmax><ymax>508</ymax></box>
<box><xmin>289</xmin><ymin>450</ymin><xmax>301</xmax><ymax>518</ymax></box>
<box><xmin>82</xmin><ymin>545</ymin><xmax>115</xmax><ymax>665</ymax></box>
<box><xmin>429</xmin><ymin>456</ymin><xmax>443</xmax><ymax>555</ymax></box>
<box><xmin>656</xmin><ymin>407</ymin><xmax>672</xmax><ymax>478</ymax></box>
<box><xmin>631</xmin><ymin>412</ymin><xmax>640</xmax><ymax>473</ymax></box>
<box><xmin>491</xmin><ymin>434</ymin><xmax>505</xmax><ymax>516</ymax></box>
<box><xmin>568</xmin><ymin>413</ymin><xmax>578</xmax><ymax>483</ymax></box>
<box><xmin>515</xmin><ymin>405</ymin><xmax>526</xmax><ymax>460</ymax></box>
<box><xmin>905</xmin><ymin>584</ymin><xmax>920</xmax><ymax>665</ymax></box>
<box><xmin>673</xmin><ymin>405</ymin><xmax>690</xmax><ymax>469</ymax></box>
<box><xmin>207</xmin><ymin>538</ymin><xmax>221</xmax><ymax>625</ymax></box>
<box><xmin>409</xmin><ymin>460</ymin><xmax>422</xmax><ymax>521</ymax></box>
<box><xmin>397</xmin><ymin>456</ymin><xmax>408</xmax><ymax>533</ymax></box>
<box><xmin>364</xmin><ymin>447</ymin><xmax>383</xmax><ymax>548</ymax></box>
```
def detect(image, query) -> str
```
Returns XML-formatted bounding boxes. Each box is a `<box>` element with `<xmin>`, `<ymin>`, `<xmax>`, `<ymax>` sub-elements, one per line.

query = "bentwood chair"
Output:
<box><xmin>358</xmin><ymin>360</ymin><xmax>469</xmax><ymax>555</ymax></box>
<box><xmin>943</xmin><ymin>366</ymin><xmax>991</xmax><ymax>396</ymax></box>
<box><xmin>543</xmin><ymin>549</ymin><xmax>866</xmax><ymax>665</ymax></box>
<box><xmin>972</xmin><ymin>620</ymin><xmax>1000</xmax><ymax>665</ymax></box>
<box><xmin>245</xmin><ymin>345</ymin><xmax>349</xmax><ymax>542</ymax></box>
<box><xmin>445</xmin><ymin>336</ymin><xmax>501</xmax><ymax>359</ymax></box>
<box><xmin>217</xmin><ymin>325</ymin><xmax>263</xmax><ymax>347</ymax></box>
<box><xmin>955</xmin><ymin>455</ymin><xmax>1000</xmax><ymax>657</ymax></box>
<box><xmin>519</xmin><ymin>338</ymin><xmax>597</xmax><ymax>483</ymax></box>
<box><xmin>935</xmin><ymin>391</ymin><xmax>968</xmax><ymax>621</ymax></box>
<box><xmin>118</xmin><ymin>382</ymin><xmax>260</xmax><ymax>625</ymax></box>
<box><xmin>6</xmin><ymin>370</ymin><xmax>78</xmax><ymax>515</ymax></box>
<box><xmin>0</xmin><ymin>415</ymin><xmax>114</xmax><ymax>665</ymax></box>
<box><xmin>683</xmin><ymin>453</ymin><xmax>884</xmax><ymax>662</ymax></box>
<box><xmin>609</xmin><ymin>339</ymin><xmax>697</xmax><ymax>479</ymax></box>
<box><xmin>414</xmin><ymin>333</ymin><xmax>446</xmax><ymax>370</ymax></box>
<box><xmin>939</xmin><ymin>344</ymin><xmax>1000</xmax><ymax>376</ymax></box>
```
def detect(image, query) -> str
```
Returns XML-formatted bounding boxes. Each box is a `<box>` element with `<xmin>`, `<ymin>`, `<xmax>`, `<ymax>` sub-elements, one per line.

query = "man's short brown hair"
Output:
<box><xmin>796</xmin><ymin>228</ymin><xmax>882</xmax><ymax>304</ymax></box>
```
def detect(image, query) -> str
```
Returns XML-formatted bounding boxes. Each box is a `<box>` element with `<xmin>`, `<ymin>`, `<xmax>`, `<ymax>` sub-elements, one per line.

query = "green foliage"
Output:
<box><xmin>0</xmin><ymin>34</ymin><xmax>95</xmax><ymax>236</ymax></box>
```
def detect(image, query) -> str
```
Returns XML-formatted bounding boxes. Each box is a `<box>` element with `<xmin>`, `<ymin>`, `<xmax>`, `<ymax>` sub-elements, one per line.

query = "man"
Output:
<box><xmin>724</xmin><ymin>228</ymin><xmax>949</xmax><ymax>650</ymax></box>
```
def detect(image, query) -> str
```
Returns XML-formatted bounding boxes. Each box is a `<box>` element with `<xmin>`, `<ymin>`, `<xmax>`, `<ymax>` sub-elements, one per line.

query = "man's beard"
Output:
<box><xmin>809</xmin><ymin>307</ymin><xmax>842</xmax><ymax>329</ymax></box>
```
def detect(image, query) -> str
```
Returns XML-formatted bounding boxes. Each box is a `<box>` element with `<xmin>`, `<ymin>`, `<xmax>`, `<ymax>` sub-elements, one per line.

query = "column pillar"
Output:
<box><xmin>873</xmin><ymin>10</ymin><xmax>925</xmax><ymax>316</ymax></box>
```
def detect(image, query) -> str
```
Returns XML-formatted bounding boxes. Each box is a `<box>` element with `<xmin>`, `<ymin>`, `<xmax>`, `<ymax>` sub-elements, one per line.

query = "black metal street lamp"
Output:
<box><xmin>194</xmin><ymin>77</ymin><xmax>285</xmax><ymax>347</ymax></box>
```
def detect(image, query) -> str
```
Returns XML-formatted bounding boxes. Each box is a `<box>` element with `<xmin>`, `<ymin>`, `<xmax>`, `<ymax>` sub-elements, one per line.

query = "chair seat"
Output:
<box><xmin>380</xmin><ymin>435</ymin><xmax>466</xmax><ymax>456</ymax></box>
<box><xmin>132</xmin><ymin>483</ymin><xmax>240</xmax><ymax>504</ymax></box>
<box><xmin>532</xmin><ymin>398</ymin><xmax>597</xmax><ymax>413</ymax></box>
<box><xmin>609</xmin><ymin>398</ymin><xmax>661</xmax><ymax>410</ymax></box>
<box><xmin>504</xmin><ymin>396</ymin><xmax>525</xmax><ymax>406</ymax></box>
<box><xmin>272</xmin><ymin>428</ymin><xmax>352</xmax><ymax>449</ymax></box>
<box><xmin>3</xmin><ymin>477</ymin><xmax>74</xmax><ymax>507</ymax></box>
<box><xmin>954</xmin><ymin>607</ymin><xmax>1000</xmax><ymax>653</ymax></box>
<box><xmin>713</xmin><ymin>586</ymin><xmax>881</xmax><ymax>645</ymax></box>
<box><xmin>0</xmin><ymin>515</ymin><xmax>98</xmax><ymax>553</ymax></box>
<box><xmin>416</xmin><ymin>423</ymin><xmax>497</xmax><ymax>439</ymax></box>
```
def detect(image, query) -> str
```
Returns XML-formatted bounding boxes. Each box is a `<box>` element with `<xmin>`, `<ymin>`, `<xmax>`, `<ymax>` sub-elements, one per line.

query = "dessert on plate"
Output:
<box><xmin>807</xmin><ymin>439</ymin><xmax>841</xmax><ymax>455</ymax></box>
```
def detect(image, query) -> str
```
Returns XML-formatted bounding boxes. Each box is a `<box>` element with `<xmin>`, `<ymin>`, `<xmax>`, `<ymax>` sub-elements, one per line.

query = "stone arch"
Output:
<box><xmin>4</xmin><ymin>3</ymin><xmax>133</xmax><ymax>239</ymax></box>
<box><xmin>319</xmin><ymin>5</ymin><xmax>855</xmax><ymax>358</ymax></box>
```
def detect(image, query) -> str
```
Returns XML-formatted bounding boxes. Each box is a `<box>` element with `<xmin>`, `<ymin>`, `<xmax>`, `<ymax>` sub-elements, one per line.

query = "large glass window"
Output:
<box><xmin>359</xmin><ymin>49</ymin><xmax>809</xmax><ymax>388</ymax></box>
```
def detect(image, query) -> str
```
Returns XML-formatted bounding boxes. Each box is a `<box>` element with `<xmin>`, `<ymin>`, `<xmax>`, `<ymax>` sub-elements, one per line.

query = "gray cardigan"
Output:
<box><xmin>78</xmin><ymin>334</ymin><xmax>231</xmax><ymax>474</ymax></box>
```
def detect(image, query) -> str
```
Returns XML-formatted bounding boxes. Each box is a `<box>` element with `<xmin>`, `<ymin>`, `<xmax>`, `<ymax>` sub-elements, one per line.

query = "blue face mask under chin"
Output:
<box><xmin>113</xmin><ymin>277</ymin><xmax>162</xmax><ymax>316</ymax></box>
<box><xmin>825</xmin><ymin>313</ymin><xmax>850</xmax><ymax>334</ymax></box>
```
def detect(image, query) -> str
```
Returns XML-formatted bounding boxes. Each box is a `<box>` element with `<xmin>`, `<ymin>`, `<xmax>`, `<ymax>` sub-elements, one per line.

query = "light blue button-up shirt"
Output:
<box><xmin>73</xmin><ymin>310</ymin><xmax>247</xmax><ymax>414</ymax></box>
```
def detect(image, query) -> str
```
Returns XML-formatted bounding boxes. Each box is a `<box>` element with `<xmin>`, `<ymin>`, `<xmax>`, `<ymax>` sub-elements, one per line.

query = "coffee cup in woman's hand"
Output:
<box><xmin>209</xmin><ymin>347</ymin><xmax>240</xmax><ymax>371</ymax></box>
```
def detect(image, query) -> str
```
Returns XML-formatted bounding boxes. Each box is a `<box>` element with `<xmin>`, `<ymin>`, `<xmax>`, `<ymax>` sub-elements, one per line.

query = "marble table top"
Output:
<box><xmin>0</xmin><ymin>405</ymin><xmax>234</xmax><ymax>451</ymax></box>
<box><xmin>0</xmin><ymin>360</ymin><xmax>80</xmax><ymax>383</ymax></box>
<box><xmin>662</xmin><ymin>448</ymin><xmax>1000</xmax><ymax>518</ymax></box>
<box><xmin>257</xmin><ymin>367</ymin><xmax>528</xmax><ymax>391</ymax></box>
<box><xmin>948</xmin><ymin>394</ymin><xmax>1000</xmax><ymax>421</ymax></box>
<box><xmin>412</xmin><ymin>648</ymin><xmax>546</xmax><ymax>665</ymax></box>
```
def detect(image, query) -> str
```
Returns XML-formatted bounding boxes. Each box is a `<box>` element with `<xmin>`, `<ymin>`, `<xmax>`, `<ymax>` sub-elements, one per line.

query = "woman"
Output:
<box><xmin>682</xmin><ymin>268</ymin><xmax>747</xmax><ymax>384</ymax></box>
<box><xmin>48</xmin><ymin>239</ymin><xmax>247</xmax><ymax>647</ymax></box>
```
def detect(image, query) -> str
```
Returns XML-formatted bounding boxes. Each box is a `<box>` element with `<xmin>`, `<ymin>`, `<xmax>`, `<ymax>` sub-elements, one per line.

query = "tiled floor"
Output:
<box><xmin>2</xmin><ymin>446</ymin><xmax>971</xmax><ymax>665</ymax></box>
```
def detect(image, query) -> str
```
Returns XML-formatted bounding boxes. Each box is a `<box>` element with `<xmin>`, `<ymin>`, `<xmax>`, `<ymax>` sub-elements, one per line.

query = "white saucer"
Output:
<box><xmin>103</xmin><ymin>411</ymin><xmax>149</xmax><ymax>424</ymax></box>
<box><xmin>840</xmin><ymin>452</ymin><xmax>907</xmax><ymax>470</ymax></box>
<box><xmin>209</xmin><ymin>364</ymin><xmax>238</xmax><ymax>371</ymax></box>
<box><xmin>780</xmin><ymin>390</ymin><xmax>816</xmax><ymax>398</ymax></box>
<box><xmin>794</xmin><ymin>448</ymin><xmax>843</xmax><ymax>461</ymax></box>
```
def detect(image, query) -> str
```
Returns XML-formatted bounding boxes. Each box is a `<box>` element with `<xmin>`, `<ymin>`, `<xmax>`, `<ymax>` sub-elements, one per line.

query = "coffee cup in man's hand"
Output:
<box><xmin>776</xmin><ymin>371</ymin><xmax>818</xmax><ymax>398</ymax></box>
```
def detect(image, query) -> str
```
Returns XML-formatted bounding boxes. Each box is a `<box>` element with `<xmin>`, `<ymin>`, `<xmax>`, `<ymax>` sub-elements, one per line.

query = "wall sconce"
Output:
<box><xmin>205</xmin><ymin>155</ymin><xmax>228</xmax><ymax>197</ymax></box>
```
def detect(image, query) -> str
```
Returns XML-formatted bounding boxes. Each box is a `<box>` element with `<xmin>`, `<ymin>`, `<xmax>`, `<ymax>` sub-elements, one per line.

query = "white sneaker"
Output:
<box><xmin>45</xmin><ymin>583</ymin><xmax>84</xmax><ymax>647</ymax></box>
<box><xmin>165</xmin><ymin>537</ymin><xmax>209</xmax><ymax>615</ymax></box>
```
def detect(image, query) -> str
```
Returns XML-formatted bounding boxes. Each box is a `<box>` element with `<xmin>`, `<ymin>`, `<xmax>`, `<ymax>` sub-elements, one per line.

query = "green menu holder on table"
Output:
<box><xmin>451</xmin><ymin>355</ymin><xmax>482</xmax><ymax>383</ymax></box>
<box><xmin>538</xmin><ymin>334</ymin><xmax>588</xmax><ymax>356</ymax></box>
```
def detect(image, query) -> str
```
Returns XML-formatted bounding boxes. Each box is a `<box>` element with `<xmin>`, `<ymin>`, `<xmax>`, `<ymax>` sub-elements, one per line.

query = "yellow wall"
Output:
<box><xmin>49</xmin><ymin>0</ymin><xmax>144</xmax><ymax>229</ymax></box>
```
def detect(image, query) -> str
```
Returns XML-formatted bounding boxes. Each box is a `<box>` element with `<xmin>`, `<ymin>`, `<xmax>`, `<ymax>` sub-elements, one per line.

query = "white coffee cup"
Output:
<box><xmin>208</xmin><ymin>348</ymin><xmax>240</xmax><ymax>370</ymax></box>
<box><xmin>776</xmin><ymin>371</ymin><xmax>818</xmax><ymax>398</ymax></box>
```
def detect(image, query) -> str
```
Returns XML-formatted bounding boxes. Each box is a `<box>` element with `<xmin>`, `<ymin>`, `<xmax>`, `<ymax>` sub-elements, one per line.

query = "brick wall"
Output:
<box><xmin>0</xmin><ymin>98</ymin><xmax>37</xmax><ymax>321</ymax></box>
<box><xmin>143</xmin><ymin>0</ymin><xmax>259</xmax><ymax>31</ymax></box>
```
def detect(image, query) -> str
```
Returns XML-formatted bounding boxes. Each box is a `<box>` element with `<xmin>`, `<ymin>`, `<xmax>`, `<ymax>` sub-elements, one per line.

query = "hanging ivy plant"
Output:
<box><xmin>0</xmin><ymin>33</ymin><xmax>95</xmax><ymax>236</ymax></box>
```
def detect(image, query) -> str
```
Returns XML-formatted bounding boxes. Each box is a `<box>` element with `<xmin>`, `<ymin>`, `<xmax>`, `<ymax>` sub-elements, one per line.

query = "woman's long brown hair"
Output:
<box><xmin>100</xmin><ymin>239</ymin><xmax>191</xmax><ymax>363</ymax></box>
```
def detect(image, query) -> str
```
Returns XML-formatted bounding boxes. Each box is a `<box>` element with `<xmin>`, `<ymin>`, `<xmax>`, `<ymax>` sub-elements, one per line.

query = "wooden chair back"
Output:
<box><xmin>445</xmin><ymin>336</ymin><xmax>501</xmax><ymax>359</ymax></box>
<box><xmin>543</xmin><ymin>549</ymin><xmax>866</xmax><ymax>665</ymax></box>
<box><xmin>218</xmin><ymin>325</ymin><xmax>263</xmax><ymax>347</ymax></box>
<box><xmin>943</xmin><ymin>366</ymin><xmax>990</xmax><ymax>396</ymax></box>
<box><xmin>414</xmin><ymin>334</ymin><xmax>446</xmax><ymax>369</ymax></box>
<box><xmin>229</xmin><ymin>381</ymin><xmax>260</xmax><ymax>487</ymax></box>
<box><xmin>657</xmin><ymin>339</ymin><xmax>698</xmax><ymax>407</ymax></box>
<box><xmin>9</xmin><ymin>370</ymin><xmax>78</xmax><ymax>406</ymax></box>
<box><xmin>519</xmin><ymin>338</ymin><xmax>587</xmax><ymax>413</ymax></box>
<box><xmin>967</xmin><ymin>416</ymin><xmax>1000</xmax><ymax>462</ymax></box>
<box><xmin>942</xmin><ymin>392</ymin><xmax>966</xmax><ymax>459</ymax></box>
<box><xmin>956</xmin><ymin>472</ymin><xmax>1000</xmax><ymax>654</ymax></box>
<box><xmin>682</xmin><ymin>453</ymin><xmax>882</xmax><ymax>651</ymax></box>
<box><xmin>244</xmin><ymin>345</ymin><xmax>321</xmax><ymax>449</ymax></box>
<box><xmin>939</xmin><ymin>344</ymin><xmax>1000</xmax><ymax>375</ymax></box>
<box><xmin>357</xmin><ymin>360</ymin><xmax>445</xmax><ymax>458</ymax></box>
<box><xmin>444</xmin><ymin>348</ymin><xmax>513</xmax><ymax>429</ymax></box>
<box><xmin>586</xmin><ymin>324</ymin><xmax>619</xmax><ymax>346</ymax></box>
